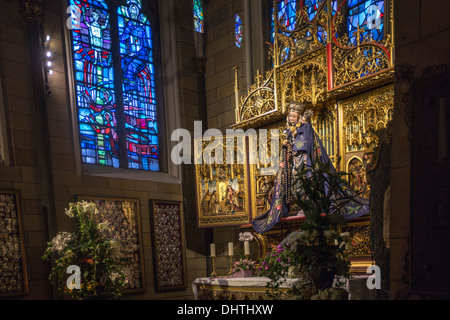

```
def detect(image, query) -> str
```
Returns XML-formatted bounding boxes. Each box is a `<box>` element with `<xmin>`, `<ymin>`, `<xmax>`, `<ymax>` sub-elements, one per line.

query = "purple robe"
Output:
<box><xmin>252</xmin><ymin>122</ymin><xmax>369</xmax><ymax>234</ymax></box>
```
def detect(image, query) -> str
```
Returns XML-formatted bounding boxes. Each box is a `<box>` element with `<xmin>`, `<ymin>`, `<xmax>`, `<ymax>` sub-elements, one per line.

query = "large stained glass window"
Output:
<box><xmin>193</xmin><ymin>0</ymin><xmax>204</xmax><ymax>33</ymax></box>
<box><xmin>347</xmin><ymin>0</ymin><xmax>384</xmax><ymax>45</ymax></box>
<box><xmin>69</xmin><ymin>0</ymin><xmax>160</xmax><ymax>171</ymax></box>
<box><xmin>118</xmin><ymin>1</ymin><xmax>159</xmax><ymax>171</ymax></box>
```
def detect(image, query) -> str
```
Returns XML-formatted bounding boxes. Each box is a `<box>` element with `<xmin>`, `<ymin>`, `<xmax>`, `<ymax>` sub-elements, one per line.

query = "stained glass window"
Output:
<box><xmin>347</xmin><ymin>0</ymin><xmax>384</xmax><ymax>45</ymax></box>
<box><xmin>118</xmin><ymin>1</ymin><xmax>159</xmax><ymax>171</ymax></box>
<box><xmin>304</xmin><ymin>0</ymin><xmax>334</xmax><ymax>45</ymax></box>
<box><xmin>332</xmin><ymin>0</ymin><xmax>338</xmax><ymax>15</ymax></box>
<box><xmin>278</xmin><ymin>0</ymin><xmax>297</xmax><ymax>31</ymax></box>
<box><xmin>235</xmin><ymin>14</ymin><xmax>242</xmax><ymax>47</ymax></box>
<box><xmin>269</xmin><ymin>0</ymin><xmax>297</xmax><ymax>63</ymax></box>
<box><xmin>70</xmin><ymin>0</ymin><xmax>160</xmax><ymax>171</ymax></box>
<box><xmin>193</xmin><ymin>0</ymin><xmax>204</xmax><ymax>33</ymax></box>
<box><xmin>305</xmin><ymin>0</ymin><xmax>319</xmax><ymax>21</ymax></box>
<box><xmin>270</xmin><ymin>0</ymin><xmax>297</xmax><ymax>43</ymax></box>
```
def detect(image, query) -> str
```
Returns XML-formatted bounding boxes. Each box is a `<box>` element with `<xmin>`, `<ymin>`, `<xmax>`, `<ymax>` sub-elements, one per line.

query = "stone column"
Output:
<box><xmin>18</xmin><ymin>0</ymin><xmax>57</xmax><ymax>244</ymax></box>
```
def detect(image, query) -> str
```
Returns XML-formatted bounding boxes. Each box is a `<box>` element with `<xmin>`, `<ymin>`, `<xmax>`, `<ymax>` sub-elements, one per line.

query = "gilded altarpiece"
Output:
<box><xmin>195</xmin><ymin>0</ymin><xmax>395</xmax><ymax>272</ymax></box>
<box><xmin>195</xmin><ymin>136</ymin><xmax>250</xmax><ymax>228</ymax></box>
<box><xmin>339</xmin><ymin>86</ymin><xmax>394</xmax><ymax>198</ymax></box>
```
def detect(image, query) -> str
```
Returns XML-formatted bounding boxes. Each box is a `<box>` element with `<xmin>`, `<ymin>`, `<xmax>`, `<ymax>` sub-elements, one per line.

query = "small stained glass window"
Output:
<box><xmin>193</xmin><ymin>0</ymin><xmax>204</xmax><ymax>33</ymax></box>
<box><xmin>235</xmin><ymin>14</ymin><xmax>242</xmax><ymax>47</ymax></box>
<box><xmin>305</xmin><ymin>0</ymin><xmax>319</xmax><ymax>21</ymax></box>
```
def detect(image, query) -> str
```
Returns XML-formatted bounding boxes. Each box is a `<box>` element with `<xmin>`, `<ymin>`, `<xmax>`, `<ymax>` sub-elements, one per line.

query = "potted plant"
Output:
<box><xmin>42</xmin><ymin>201</ymin><xmax>130</xmax><ymax>300</ymax></box>
<box><xmin>260</xmin><ymin>155</ymin><xmax>366</xmax><ymax>299</ymax></box>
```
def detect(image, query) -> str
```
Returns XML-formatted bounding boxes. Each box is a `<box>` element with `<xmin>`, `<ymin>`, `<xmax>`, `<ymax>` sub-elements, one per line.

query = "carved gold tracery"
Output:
<box><xmin>278</xmin><ymin>47</ymin><xmax>328</xmax><ymax>107</ymax></box>
<box><xmin>235</xmin><ymin>69</ymin><xmax>277</xmax><ymax>125</ymax></box>
<box><xmin>341</xmin><ymin>87</ymin><xmax>394</xmax><ymax>155</ymax></box>
<box><xmin>234</xmin><ymin>0</ymin><xmax>394</xmax><ymax>128</ymax></box>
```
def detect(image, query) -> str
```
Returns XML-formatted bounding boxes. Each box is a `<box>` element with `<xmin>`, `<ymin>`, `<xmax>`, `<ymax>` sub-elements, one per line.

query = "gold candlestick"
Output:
<box><xmin>210</xmin><ymin>256</ymin><xmax>218</xmax><ymax>277</ymax></box>
<box><xmin>228</xmin><ymin>256</ymin><xmax>234</xmax><ymax>275</ymax></box>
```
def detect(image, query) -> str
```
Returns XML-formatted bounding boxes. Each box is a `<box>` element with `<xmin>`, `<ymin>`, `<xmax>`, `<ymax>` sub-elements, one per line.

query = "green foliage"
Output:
<box><xmin>291</xmin><ymin>155</ymin><xmax>361</xmax><ymax>226</ymax></box>
<box><xmin>258</xmin><ymin>155</ymin><xmax>361</xmax><ymax>299</ymax></box>
<box><xmin>257</xmin><ymin>243</ymin><xmax>297</xmax><ymax>299</ymax></box>
<box><xmin>42</xmin><ymin>201</ymin><xmax>129</xmax><ymax>300</ymax></box>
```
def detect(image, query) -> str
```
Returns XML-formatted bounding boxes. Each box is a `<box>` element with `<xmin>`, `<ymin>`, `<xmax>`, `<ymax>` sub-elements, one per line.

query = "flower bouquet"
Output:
<box><xmin>256</xmin><ymin>243</ymin><xmax>298</xmax><ymax>298</ymax></box>
<box><xmin>42</xmin><ymin>201</ymin><xmax>130</xmax><ymax>300</ymax></box>
<box><xmin>232</xmin><ymin>254</ymin><xmax>256</xmax><ymax>277</ymax></box>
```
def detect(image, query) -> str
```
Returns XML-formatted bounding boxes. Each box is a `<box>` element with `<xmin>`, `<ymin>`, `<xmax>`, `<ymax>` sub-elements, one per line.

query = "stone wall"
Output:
<box><xmin>0</xmin><ymin>0</ymin><xmax>206</xmax><ymax>300</ymax></box>
<box><xmin>391</xmin><ymin>0</ymin><xmax>450</xmax><ymax>299</ymax></box>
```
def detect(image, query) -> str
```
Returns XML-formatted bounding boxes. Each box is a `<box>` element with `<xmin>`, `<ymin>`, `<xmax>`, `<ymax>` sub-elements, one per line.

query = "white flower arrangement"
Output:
<box><xmin>238</xmin><ymin>231</ymin><xmax>253</xmax><ymax>242</ymax></box>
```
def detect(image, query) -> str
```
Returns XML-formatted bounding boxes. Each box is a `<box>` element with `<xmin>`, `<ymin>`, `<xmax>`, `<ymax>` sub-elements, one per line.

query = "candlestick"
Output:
<box><xmin>210</xmin><ymin>243</ymin><xmax>216</xmax><ymax>257</ymax></box>
<box><xmin>228</xmin><ymin>242</ymin><xmax>234</xmax><ymax>256</ymax></box>
<box><xmin>210</xmin><ymin>256</ymin><xmax>218</xmax><ymax>277</ymax></box>
<box><xmin>244</xmin><ymin>241</ymin><xmax>250</xmax><ymax>256</ymax></box>
<box><xmin>228</xmin><ymin>256</ymin><xmax>234</xmax><ymax>275</ymax></box>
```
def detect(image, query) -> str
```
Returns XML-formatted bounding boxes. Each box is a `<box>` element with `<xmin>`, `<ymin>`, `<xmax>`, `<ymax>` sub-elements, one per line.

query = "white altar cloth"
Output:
<box><xmin>192</xmin><ymin>275</ymin><xmax>376</xmax><ymax>300</ymax></box>
<box><xmin>192</xmin><ymin>276</ymin><xmax>301</xmax><ymax>300</ymax></box>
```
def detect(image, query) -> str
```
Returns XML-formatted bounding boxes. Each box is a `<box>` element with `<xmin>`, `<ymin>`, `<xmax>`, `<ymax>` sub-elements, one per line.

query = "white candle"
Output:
<box><xmin>244</xmin><ymin>241</ymin><xmax>250</xmax><ymax>255</ymax></box>
<box><xmin>228</xmin><ymin>242</ymin><xmax>234</xmax><ymax>256</ymax></box>
<box><xmin>210</xmin><ymin>243</ymin><xmax>216</xmax><ymax>257</ymax></box>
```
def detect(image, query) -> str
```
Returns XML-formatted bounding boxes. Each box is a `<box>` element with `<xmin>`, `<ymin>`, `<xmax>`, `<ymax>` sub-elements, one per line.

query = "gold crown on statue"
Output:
<box><xmin>303</xmin><ymin>109</ymin><xmax>314</xmax><ymax>121</ymax></box>
<box><xmin>288</xmin><ymin>101</ymin><xmax>306</xmax><ymax>114</ymax></box>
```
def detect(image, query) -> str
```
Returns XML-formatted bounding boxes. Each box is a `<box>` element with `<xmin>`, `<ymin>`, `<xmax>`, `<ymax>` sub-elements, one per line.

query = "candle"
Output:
<box><xmin>244</xmin><ymin>241</ymin><xmax>250</xmax><ymax>255</ymax></box>
<box><xmin>228</xmin><ymin>242</ymin><xmax>234</xmax><ymax>256</ymax></box>
<box><xmin>210</xmin><ymin>243</ymin><xmax>216</xmax><ymax>257</ymax></box>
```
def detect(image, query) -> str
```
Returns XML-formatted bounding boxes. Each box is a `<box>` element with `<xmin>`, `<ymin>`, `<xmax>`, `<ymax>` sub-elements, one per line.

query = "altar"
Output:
<box><xmin>192</xmin><ymin>276</ymin><xmax>301</xmax><ymax>300</ymax></box>
<box><xmin>192</xmin><ymin>275</ymin><xmax>376</xmax><ymax>300</ymax></box>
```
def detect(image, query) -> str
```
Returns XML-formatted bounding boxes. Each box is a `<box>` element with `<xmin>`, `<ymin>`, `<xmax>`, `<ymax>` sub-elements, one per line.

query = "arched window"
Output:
<box><xmin>193</xmin><ymin>0</ymin><xmax>204</xmax><ymax>33</ymax></box>
<box><xmin>68</xmin><ymin>0</ymin><xmax>161</xmax><ymax>172</ymax></box>
<box><xmin>235</xmin><ymin>14</ymin><xmax>242</xmax><ymax>47</ymax></box>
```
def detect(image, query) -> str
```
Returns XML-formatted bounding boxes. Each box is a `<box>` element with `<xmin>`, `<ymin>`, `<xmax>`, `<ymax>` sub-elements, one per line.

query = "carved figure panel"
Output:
<box><xmin>195</xmin><ymin>136</ymin><xmax>250</xmax><ymax>228</ymax></box>
<box><xmin>341</xmin><ymin>86</ymin><xmax>393</xmax><ymax>154</ymax></box>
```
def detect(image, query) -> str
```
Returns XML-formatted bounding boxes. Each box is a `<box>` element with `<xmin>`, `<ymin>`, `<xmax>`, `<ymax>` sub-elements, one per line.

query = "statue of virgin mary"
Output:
<box><xmin>252</xmin><ymin>102</ymin><xmax>369</xmax><ymax>234</ymax></box>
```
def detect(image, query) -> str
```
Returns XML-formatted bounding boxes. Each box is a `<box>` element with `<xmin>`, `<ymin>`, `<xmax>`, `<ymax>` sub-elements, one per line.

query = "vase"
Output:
<box><xmin>234</xmin><ymin>270</ymin><xmax>254</xmax><ymax>278</ymax></box>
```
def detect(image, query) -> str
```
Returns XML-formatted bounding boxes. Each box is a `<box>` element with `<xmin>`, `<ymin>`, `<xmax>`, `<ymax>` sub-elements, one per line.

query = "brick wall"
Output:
<box><xmin>205</xmin><ymin>0</ymin><xmax>246</xmax><ymax>131</ymax></box>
